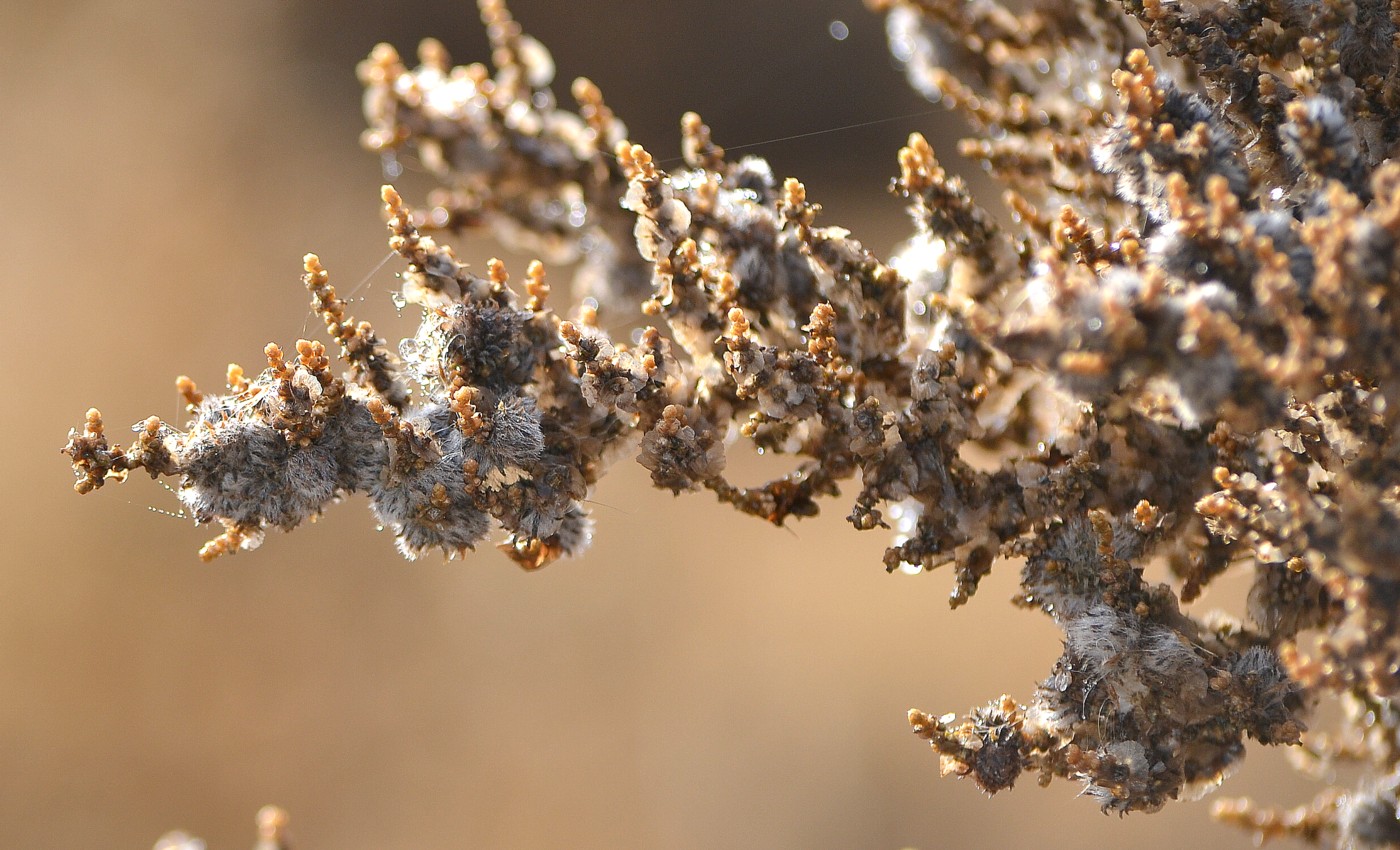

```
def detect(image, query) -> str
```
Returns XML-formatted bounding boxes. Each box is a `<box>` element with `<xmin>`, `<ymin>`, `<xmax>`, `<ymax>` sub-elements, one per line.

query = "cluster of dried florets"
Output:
<box><xmin>876</xmin><ymin>0</ymin><xmax>1400</xmax><ymax>839</ymax></box>
<box><xmin>64</xmin><ymin>0</ymin><xmax>1400</xmax><ymax>844</ymax></box>
<box><xmin>67</xmin><ymin>200</ymin><xmax>606</xmax><ymax>569</ymax></box>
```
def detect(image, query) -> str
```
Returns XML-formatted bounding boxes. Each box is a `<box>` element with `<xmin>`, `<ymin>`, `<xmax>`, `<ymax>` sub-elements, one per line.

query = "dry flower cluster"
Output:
<box><xmin>64</xmin><ymin>0</ymin><xmax>1400</xmax><ymax>845</ymax></box>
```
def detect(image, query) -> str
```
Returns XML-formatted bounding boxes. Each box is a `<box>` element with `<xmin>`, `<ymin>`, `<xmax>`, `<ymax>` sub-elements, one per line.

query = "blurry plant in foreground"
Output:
<box><xmin>156</xmin><ymin>805</ymin><xmax>289</xmax><ymax>850</ymax></box>
<box><xmin>64</xmin><ymin>0</ymin><xmax>1400</xmax><ymax>845</ymax></box>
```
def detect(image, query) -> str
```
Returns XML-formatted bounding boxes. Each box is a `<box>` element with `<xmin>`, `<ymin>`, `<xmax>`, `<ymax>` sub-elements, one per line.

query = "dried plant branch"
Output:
<box><xmin>66</xmin><ymin>0</ymin><xmax>1400</xmax><ymax>844</ymax></box>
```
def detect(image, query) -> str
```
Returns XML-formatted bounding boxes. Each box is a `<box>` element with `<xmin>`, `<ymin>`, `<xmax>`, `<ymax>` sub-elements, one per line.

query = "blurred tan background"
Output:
<box><xmin>2</xmin><ymin>1</ymin><xmax>1317</xmax><ymax>847</ymax></box>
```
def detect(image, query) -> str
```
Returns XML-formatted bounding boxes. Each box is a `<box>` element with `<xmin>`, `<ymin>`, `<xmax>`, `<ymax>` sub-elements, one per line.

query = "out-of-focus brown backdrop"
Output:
<box><xmin>2</xmin><ymin>1</ymin><xmax>1316</xmax><ymax>847</ymax></box>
